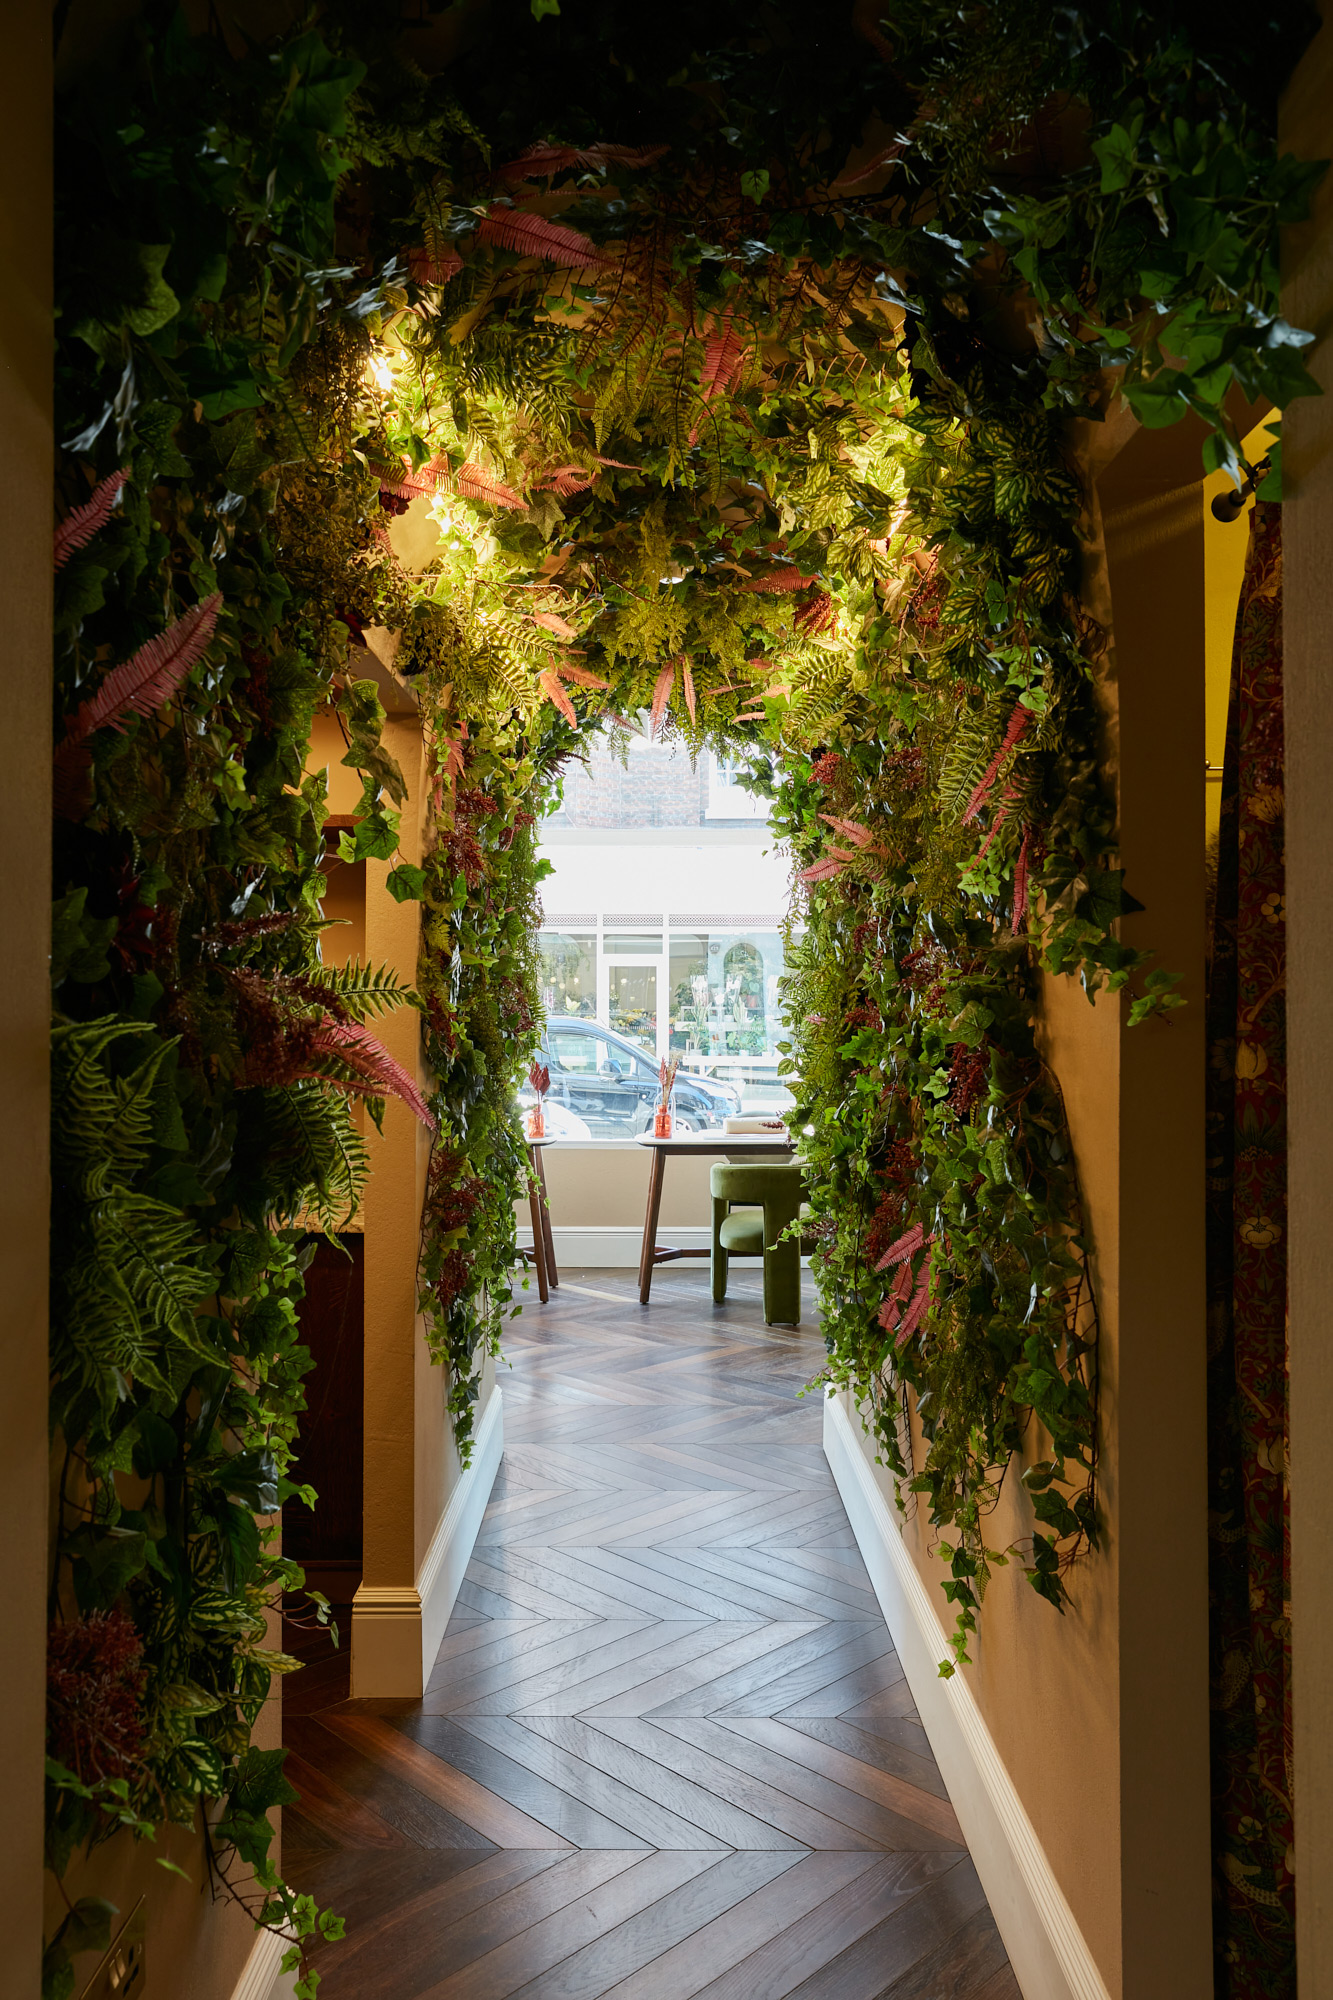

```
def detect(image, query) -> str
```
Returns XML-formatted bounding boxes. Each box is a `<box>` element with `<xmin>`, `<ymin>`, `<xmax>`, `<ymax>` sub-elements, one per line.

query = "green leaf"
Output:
<box><xmin>386</xmin><ymin>863</ymin><xmax>427</xmax><ymax>903</ymax></box>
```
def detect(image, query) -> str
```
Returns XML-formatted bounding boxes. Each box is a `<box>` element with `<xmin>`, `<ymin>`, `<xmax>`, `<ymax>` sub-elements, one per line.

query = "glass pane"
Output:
<box><xmin>608</xmin><ymin>964</ymin><xmax>657</xmax><ymax>1054</ymax></box>
<box><xmin>603</xmin><ymin>934</ymin><xmax>661</xmax><ymax>955</ymax></box>
<box><xmin>539</xmin><ymin>932</ymin><xmax>596</xmax><ymax>1018</ymax></box>
<box><xmin>548</xmin><ymin>1028</ymin><xmax>603</xmax><ymax>1074</ymax></box>
<box><xmin>669</xmin><ymin>935</ymin><xmax>709</xmax><ymax>1053</ymax></box>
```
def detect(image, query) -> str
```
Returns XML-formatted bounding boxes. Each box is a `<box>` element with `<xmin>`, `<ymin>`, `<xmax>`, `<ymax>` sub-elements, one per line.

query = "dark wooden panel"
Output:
<box><xmin>283</xmin><ymin>1234</ymin><xmax>364</xmax><ymax>1566</ymax></box>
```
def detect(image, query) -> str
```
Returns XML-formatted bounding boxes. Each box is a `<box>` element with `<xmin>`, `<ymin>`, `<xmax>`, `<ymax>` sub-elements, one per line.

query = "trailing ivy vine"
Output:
<box><xmin>47</xmin><ymin>0</ymin><xmax>1321</xmax><ymax>1990</ymax></box>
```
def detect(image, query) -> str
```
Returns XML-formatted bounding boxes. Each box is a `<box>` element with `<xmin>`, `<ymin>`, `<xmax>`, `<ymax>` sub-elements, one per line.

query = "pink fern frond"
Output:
<box><xmin>535</xmin><ymin>462</ymin><xmax>600</xmax><ymax>498</ymax></box>
<box><xmin>681</xmin><ymin>659</ymin><xmax>697</xmax><ymax>726</ymax></box>
<box><xmin>649</xmin><ymin>661</ymin><xmax>675</xmax><ymax>737</ymax></box>
<box><xmin>532</xmin><ymin>608</ymin><xmax>579</xmax><ymax>639</ymax></box>
<box><xmin>476</xmin><ymin>206</ymin><xmax>608</xmax><ymax>268</ymax></box>
<box><xmin>54</xmin><ymin>469</ymin><xmax>131</xmax><ymax>571</ymax></box>
<box><xmin>739</xmin><ymin>567</ymin><xmax>820</xmax><ymax>594</ymax></box>
<box><xmin>450</xmin><ymin>461</ymin><xmax>528</xmax><ymax>510</ymax></box>
<box><xmin>539</xmin><ymin>669</ymin><xmax>579</xmax><ymax>727</ymax></box>
<box><xmin>699</xmin><ymin>313</ymin><xmax>746</xmax><ymax>405</ymax></box>
<box><xmin>496</xmin><ymin>142</ymin><xmax>667</xmax><ymax>181</ymax></box>
<box><xmin>1011</xmin><ymin>823</ymin><xmax>1034</xmax><ymax>935</ymax></box>
<box><xmin>961</xmin><ymin>703</ymin><xmax>1034</xmax><ymax>825</ymax></box>
<box><xmin>895</xmin><ymin>1252</ymin><xmax>934</xmax><ymax>1346</ymax></box>
<box><xmin>874</xmin><ymin>1220</ymin><xmax>925</xmax><ymax>1273</ymax></box>
<box><xmin>818</xmin><ymin>814</ymin><xmax>876</xmax><ymax>848</ymax></box>
<box><xmin>407</xmin><ymin>244</ymin><xmax>463</xmax><ymax>285</ymax></box>
<box><xmin>556</xmin><ymin>660</ymin><xmax>609</xmax><ymax>689</ymax></box>
<box><xmin>311</xmin><ymin>1021</ymin><xmax>435</xmax><ymax>1129</ymax></box>
<box><xmin>70</xmin><ymin>593</ymin><xmax>222</xmax><ymax>744</ymax></box>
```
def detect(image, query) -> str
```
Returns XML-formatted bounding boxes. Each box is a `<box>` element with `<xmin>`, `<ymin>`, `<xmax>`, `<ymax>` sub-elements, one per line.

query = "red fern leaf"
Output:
<box><xmin>537</xmin><ymin>465</ymin><xmax>597</xmax><ymax>498</ymax></box>
<box><xmin>310</xmin><ymin>1021</ymin><xmax>435</xmax><ymax>1129</ymax></box>
<box><xmin>962</xmin><ymin>703</ymin><xmax>1034</xmax><ymax>825</ymax></box>
<box><xmin>818</xmin><ymin>814</ymin><xmax>876</xmax><ymax>848</ymax></box>
<box><xmin>532</xmin><ymin>609</ymin><xmax>578</xmax><ymax>639</ymax></box>
<box><xmin>1011</xmin><ymin>823</ymin><xmax>1034</xmax><ymax>936</ymax></box>
<box><xmin>555</xmin><ymin>660</ymin><xmax>609</xmax><ymax>690</ymax></box>
<box><xmin>450</xmin><ymin>462</ymin><xmax>528</xmax><ymax>510</ymax></box>
<box><xmin>538</xmin><ymin>669</ymin><xmax>578</xmax><ymax>727</ymax></box>
<box><xmin>54</xmin><ymin>468</ymin><xmax>130</xmax><ymax>571</ymax></box>
<box><xmin>874</xmin><ymin>1221</ymin><xmax>926</xmax><ymax>1273</ymax></box>
<box><xmin>497</xmin><ymin>142</ymin><xmax>667</xmax><ymax>181</ymax></box>
<box><xmin>476</xmin><ymin>206</ymin><xmax>608</xmax><ymax>268</ymax></box>
<box><xmin>70</xmin><ymin>594</ymin><xmax>222</xmax><ymax>744</ymax></box>
<box><xmin>407</xmin><ymin>244</ymin><xmax>463</xmax><ymax>285</ymax></box>
<box><xmin>681</xmin><ymin>659</ymin><xmax>697</xmax><ymax>725</ymax></box>
<box><xmin>739</xmin><ymin>567</ymin><xmax>819</xmax><ymax>594</ymax></box>
<box><xmin>650</xmin><ymin>661</ymin><xmax>675</xmax><ymax>736</ymax></box>
<box><xmin>699</xmin><ymin>313</ymin><xmax>747</xmax><ymax>404</ymax></box>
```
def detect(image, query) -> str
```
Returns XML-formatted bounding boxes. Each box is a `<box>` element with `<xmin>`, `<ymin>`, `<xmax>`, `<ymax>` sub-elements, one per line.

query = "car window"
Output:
<box><xmin>548</xmin><ymin>1031</ymin><xmax>601</xmax><ymax>1074</ymax></box>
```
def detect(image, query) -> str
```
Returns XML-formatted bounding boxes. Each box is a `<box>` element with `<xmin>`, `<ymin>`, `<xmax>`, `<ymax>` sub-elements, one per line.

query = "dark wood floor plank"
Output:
<box><xmin>685</xmin><ymin>1853</ymin><xmax>965</xmax><ymax>2000</ymax></box>
<box><xmin>594</xmin><ymin>1852</ymin><xmax>883</xmax><ymax>2000</ymax></box>
<box><xmin>417</xmin><ymin>1851</ymin><xmax>721</xmax><ymax>2000</ymax></box>
<box><xmin>504</xmin><ymin>1849</ymin><xmax>802</xmax><ymax>2000</ymax></box>
<box><xmin>786</xmin><ymin>1856</ymin><xmax>991</xmax><ymax>1999</ymax></box>
<box><xmin>284</xmin><ymin>1269</ymin><xmax>1020</xmax><ymax>2000</ymax></box>
<box><xmin>521</xmin><ymin>1714</ymin><xmax>810</xmax><ymax>1852</ymax></box>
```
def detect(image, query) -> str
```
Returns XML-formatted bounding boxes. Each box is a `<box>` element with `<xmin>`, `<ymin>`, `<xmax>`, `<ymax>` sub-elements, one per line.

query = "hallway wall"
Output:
<box><xmin>832</xmin><ymin>406</ymin><xmax>1222</xmax><ymax>2000</ymax></box>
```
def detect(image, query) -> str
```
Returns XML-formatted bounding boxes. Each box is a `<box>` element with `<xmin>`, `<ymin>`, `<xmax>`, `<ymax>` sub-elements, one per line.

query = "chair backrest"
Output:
<box><xmin>710</xmin><ymin>1160</ymin><xmax>805</xmax><ymax>1206</ymax></box>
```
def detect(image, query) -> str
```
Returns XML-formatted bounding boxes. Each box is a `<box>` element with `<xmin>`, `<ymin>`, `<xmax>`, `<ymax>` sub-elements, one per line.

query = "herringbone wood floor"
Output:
<box><xmin>285</xmin><ymin>1269</ymin><xmax>1020</xmax><ymax>1999</ymax></box>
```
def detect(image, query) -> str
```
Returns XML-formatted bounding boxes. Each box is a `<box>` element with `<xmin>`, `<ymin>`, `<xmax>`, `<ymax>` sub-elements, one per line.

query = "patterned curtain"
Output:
<box><xmin>1206</xmin><ymin>498</ymin><xmax>1291</xmax><ymax>1995</ymax></box>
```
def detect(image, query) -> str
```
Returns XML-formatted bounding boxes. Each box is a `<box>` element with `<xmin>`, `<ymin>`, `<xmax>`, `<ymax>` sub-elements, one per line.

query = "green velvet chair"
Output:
<box><xmin>710</xmin><ymin>1160</ymin><xmax>807</xmax><ymax>1325</ymax></box>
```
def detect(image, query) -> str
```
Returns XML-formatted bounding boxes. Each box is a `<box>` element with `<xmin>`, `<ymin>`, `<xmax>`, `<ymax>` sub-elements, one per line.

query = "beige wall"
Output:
<box><xmin>1282</xmin><ymin>13</ymin><xmax>1333</xmax><ymax>1994</ymax></box>
<box><xmin>535</xmin><ymin>1143</ymin><xmax>716</xmax><ymax>1229</ymax></box>
<box><xmin>1</xmin><ymin>4</ymin><xmax>53</xmax><ymax>1992</ymax></box>
<box><xmin>327</xmin><ymin>702</ymin><xmax>496</xmax><ymax>1696</ymax></box>
<box><xmin>842</xmin><ymin>409</ymin><xmax>1225</xmax><ymax>1996</ymax></box>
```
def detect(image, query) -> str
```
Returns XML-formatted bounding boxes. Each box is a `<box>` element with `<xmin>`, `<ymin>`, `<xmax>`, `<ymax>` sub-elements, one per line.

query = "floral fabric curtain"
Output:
<box><xmin>1206</xmin><ymin>498</ymin><xmax>1291</xmax><ymax>1995</ymax></box>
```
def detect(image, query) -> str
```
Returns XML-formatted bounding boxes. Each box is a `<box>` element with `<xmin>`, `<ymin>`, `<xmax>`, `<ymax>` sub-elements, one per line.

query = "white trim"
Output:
<box><xmin>415</xmin><ymin>1384</ymin><xmax>505</xmax><ymax>1684</ymax></box>
<box><xmin>823</xmin><ymin>1390</ymin><xmax>1112</xmax><ymax>2000</ymax></box>
<box><xmin>518</xmin><ymin>1223</ymin><xmax>709</xmax><ymax>1265</ymax></box>
<box><xmin>230</xmin><ymin>1928</ymin><xmax>298</xmax><ymax>2000</ymax></box>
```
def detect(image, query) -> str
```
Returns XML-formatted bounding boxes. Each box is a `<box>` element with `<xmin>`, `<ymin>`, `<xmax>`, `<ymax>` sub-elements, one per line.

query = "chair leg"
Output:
<box><xmin>762</xmin><ymin>1201</ymin><xmax>802</xmax><ymax>1325</ymax></box>
<box><xmin>711</xmin><ymin>1196</ymin><xmax>729</xmax><ymax>1303</ymax></box>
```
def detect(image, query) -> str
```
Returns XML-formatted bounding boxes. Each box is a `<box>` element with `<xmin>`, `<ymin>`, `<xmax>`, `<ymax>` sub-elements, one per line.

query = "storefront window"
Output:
<box><xmin>539</xmin><ymin>932</ymin><xmax>595</xmax><ymax>1018</ymax></box>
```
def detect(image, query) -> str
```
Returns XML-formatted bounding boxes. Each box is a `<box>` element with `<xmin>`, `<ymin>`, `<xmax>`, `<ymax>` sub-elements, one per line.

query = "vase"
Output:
<box><xmin>527</xmin><ymin>1105</ymin><xmax>546</xmax><ymax>1140</ymax></box>
<box><xmin>653</xmin><ymin>1105</ymin><xmax>673</xmax><ymax>1139</ymax></box>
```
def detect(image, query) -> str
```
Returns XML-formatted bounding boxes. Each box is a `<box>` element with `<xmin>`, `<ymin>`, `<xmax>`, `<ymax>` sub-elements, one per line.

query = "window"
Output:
<box><xmin>539</xmin><ymin>933</ymin><xmax>595</xmax><ymax>1018</ymax></box>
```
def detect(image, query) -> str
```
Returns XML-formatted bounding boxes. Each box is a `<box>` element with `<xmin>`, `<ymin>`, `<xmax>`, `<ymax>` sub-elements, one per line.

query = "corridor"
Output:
<box><xmin>284</xmin><ymin>1271</ymin><xmax>1018</xmax><ymax>1999</ymax></box>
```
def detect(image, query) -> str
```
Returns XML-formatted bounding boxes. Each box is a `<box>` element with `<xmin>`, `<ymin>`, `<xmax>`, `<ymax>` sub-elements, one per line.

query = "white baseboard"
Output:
<box><xmin>231</xmin><ymin>1928</ymin><xmax>298</xmax><ymax>2000</ymax></box>
<box><xmin>823</xmin><ymin>1391</ymin><xmax>1112</xmax><ymax>2000</ymax></box>
<box><xmin>517</xmin><ymin>1223</ymin><xmax>710</xmax><ymax>1265</ymax></box>
<box><xmin>416</xmin><ymin>1382</ymin><xmax>504</xmax><ymax>1680</ymax></box>
<box><xmin>351</xmin><ymin>1386</ymin><xmax>504</xmax><ymax>1698</ymax></box>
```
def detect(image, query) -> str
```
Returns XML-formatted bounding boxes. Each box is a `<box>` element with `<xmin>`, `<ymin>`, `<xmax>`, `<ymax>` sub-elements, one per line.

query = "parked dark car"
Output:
<box><xmin>534</xmin><ymin>1016</ymin><xmax>743</xmax><ymax>1136</ymax></box>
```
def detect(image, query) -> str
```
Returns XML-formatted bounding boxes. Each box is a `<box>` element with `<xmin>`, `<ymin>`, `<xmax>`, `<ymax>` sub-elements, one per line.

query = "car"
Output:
<box><xmin>532</xmin><ymin>1016</ymin><xmax>743</xmax><ymax>1137</ymax></box>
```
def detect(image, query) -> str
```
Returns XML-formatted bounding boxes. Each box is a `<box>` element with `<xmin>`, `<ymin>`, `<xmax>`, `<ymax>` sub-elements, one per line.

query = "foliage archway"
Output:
<box><xmin>48</xmin><ymin>2</ymin><xmax>1319</xmax><ymax>1992</ymax></box>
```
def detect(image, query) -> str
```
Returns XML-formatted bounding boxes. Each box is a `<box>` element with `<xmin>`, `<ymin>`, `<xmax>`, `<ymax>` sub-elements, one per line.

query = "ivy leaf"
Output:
<box><xmin>386</xmin><ymin>863</ymin><xmax>427</xmax><ymax>903</ymax></box>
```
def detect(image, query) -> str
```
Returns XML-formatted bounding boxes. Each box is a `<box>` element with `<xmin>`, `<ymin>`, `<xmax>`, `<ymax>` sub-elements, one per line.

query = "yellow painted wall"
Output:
<box><xmin>1203</xmin><ymin>417</ymin><xmax>1280</xmax><ymax>841</ymax></box>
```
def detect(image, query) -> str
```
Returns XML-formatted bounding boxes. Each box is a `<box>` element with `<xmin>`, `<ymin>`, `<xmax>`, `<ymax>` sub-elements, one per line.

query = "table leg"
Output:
<box><xmin>526</xmin><ymin>1168</ymin><xmax>549</xmax><ymax>1303</ymax></box>
<box><xmin>638</xmin><ymin>1147</ymin><xmax>666</xmax><ymax>1304</ymax></box>
<box><xmin>535</xmin><ymin>1148</ymin><xmax>558</xmax><ymax>1288</ymax></box>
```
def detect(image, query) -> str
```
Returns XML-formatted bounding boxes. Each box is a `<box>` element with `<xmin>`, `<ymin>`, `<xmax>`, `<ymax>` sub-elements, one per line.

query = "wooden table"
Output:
<box><xmin>634</xmin><ymin>1130</ymin><xmax>795</xmax><ymax>1303</ymax></box>
<box><xmin>524</xmin><ymin>1137</ymin><xmax>558</xmax><ymax>1303</ymax></box>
